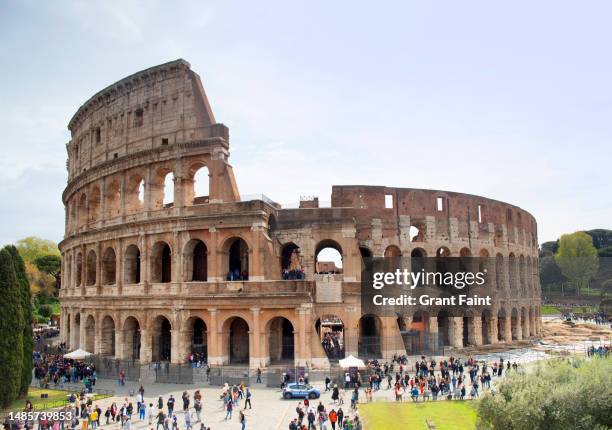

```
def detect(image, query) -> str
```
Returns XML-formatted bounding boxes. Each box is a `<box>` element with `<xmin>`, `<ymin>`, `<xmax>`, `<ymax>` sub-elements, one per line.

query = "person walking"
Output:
<box><xmin>239</xmin><ymin>411</ymin><xmax>246</xmax><ymax>430</ymax></box>
<box><xmin>244</xmin><ymin>388</ymin><xmax>252</xmax><ymax>409</ymax></box>
<box><xmin>184</xmin><ymin>409</ymin><xmax>192</xmax><ymax>430</ymax></box>
<box><xmin>225</xmin><ymin>399</ymin><xmax>233</xmax><ymax>420</ymax></box>
<box><xmin>167</xmin><ymin>395</ymin><xmax>175</xmax><ymax>417</ymax></box>
<box><xmin>328</xmin><ymin>409</ymin><xmax>337</xmax><ymax>430</ymax></box>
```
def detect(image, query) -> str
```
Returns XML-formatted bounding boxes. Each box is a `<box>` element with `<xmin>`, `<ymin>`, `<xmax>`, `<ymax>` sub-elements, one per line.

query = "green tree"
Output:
<box><xmin>554</xmin><ymin>232</ymin><xmax>599</xmax><ymax>295</ymax></box>
<box><xmin>6</xmin><ymin>246</ymin><xmax>33</xmax><ymax>395</ymax></box>
<box><xmin>15</xmin><ymin>237</ymin><xmax>59</xmax><ymax>265</ymax></box>
<box><xmin>35</xmin><ymin>254</ymin><xmax>61</xmax><ymax>293</ymax></box>
<box><xmin>478</xmin><ymin>358</ymin><xmax>612</xmax><ymax>430</ymax></box>
<box><xmin>0</xmin><ymin>248</ymin><xmax>24</xmax><ymax>407</ymax></box>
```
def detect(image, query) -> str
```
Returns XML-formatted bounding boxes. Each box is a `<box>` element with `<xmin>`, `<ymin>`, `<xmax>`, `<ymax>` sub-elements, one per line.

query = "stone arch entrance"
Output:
<box><xmin>100</xmin><ymin>316</ymin><xmax>115</xmax><ymax>356</ymax></box>
<box><xmin>187</xmin><ymin>317</ymin><xmax>208</xmax><ymax>357</ymax></box>
<box><xmin>267</xmin><ymin>317</ymin><xmax>295</xmax><ymax>364</ymax></box>
<box><xmin>315</xmin><ymin>315</ymin><xmax>345</xmax><ymax>359</ymax></box>
<box><xmin>152</xmin><ymin>316</ymin><xmax>172</xmax><ymax>361</ymax></box>
<box><xmin>225</xmin><ymin>317</ymin><xmax>250</xmax><ymax>364</ymax></box>
<box><xmin>358</xmin><ymin>314</ymin><xmax>382</xmax><ymax>358</ymax></box>
<box><xmin>123</xmin><ymin>316</ymin><xmax>141</xmax><ymax>360</ymax></box>
<box><xmin>315</xmin><ymin>240</ymin><xmax>343</xmax><ymax>274</ymax></box>
<box><xmin>102</xmin><ymin>247</ymin><xmax>117</xmax><ymax>285</ymax></box>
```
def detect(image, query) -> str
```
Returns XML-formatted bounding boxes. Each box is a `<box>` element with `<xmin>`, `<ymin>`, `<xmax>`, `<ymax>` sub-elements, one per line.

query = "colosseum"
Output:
<box><xmin>58</xmin><ymin>59</ymin><xmax>542</xmax><ymax>372</ymax></box>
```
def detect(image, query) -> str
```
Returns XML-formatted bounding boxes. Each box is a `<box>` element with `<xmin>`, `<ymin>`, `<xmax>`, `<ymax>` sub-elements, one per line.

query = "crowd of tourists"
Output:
<box><xmin>226</xmin><ymin>269</ymin><xmax>249</xmax><ymax>281</ymax></box>
<box><xmin>33</xmin><ymin>352</ymin><xmax>98</xmax><ymax>392</ymax></box>
<box><xmin>281</xmin><ymin>269</ymin><xmax>305</xmax><ymax>280</ymax></box>
<box><xmin>321</xmin><ymin>333</ymin><xmax>343</xmax><ymax>359</ymax></box>
<box><xmin>586</xmin><ymin>345</ymin><xmax>610</xmax><ymax>358</ymax></box>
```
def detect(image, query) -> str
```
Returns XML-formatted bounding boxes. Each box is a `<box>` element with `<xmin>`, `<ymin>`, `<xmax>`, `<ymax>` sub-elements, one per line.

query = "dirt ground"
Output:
<box><xmin>538</xmin><ymin>318</ymin><xmax>612</xmax><ymax>345</ymax></box>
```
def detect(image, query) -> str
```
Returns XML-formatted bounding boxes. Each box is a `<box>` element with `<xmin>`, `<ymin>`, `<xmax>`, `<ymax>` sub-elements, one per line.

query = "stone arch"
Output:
<box><xmin>101</xmin><ymin>247</ymin><xmax>117</xmax><ymax>285</ymax></box>
<box><xmin>495</xmin><ymin>253</ymin><xmax>504</xmax><ymax>290</ymax></box>
<box><xmin>224</xmin><ymin>237</ymin><xmax>249</xmax><ymax>280</ymax></box>
<box><xmin>151</xmin><ymin>241</ymin><xmax>172</xmax><ymax>283</ymax></box>
<box><xmin>76</xmin><ymin>252</ymin><xmax>83</xmax><ymax>286</ymax></box>
<box><xmin>105</xmin><ymin>180</ymin><xmax>121</xmax><ymax>219</ymax></box>
<box><xmin>126</xmin><ymin>174</ymin><xmax>145</xmax><ymax>214</ymax></box>
<box><xmin>100</xmin><ymin>315</ymin><xmax>116</xmax><ymax>356</ymax></box>
<box><xmin>183</xmin><ymin>239</ymin><xmax>208</xmax><ymax>282</ymax></box>
<box><xmin>478</xmin><ymin>248</ymin><xmax>490</xmax><ymax>274</ymax></box>
<box><xmin>185</xmin><ymin>316</ymin><xmax>208</xmax><ymax>357</ymax></box>
<box><xmin>266</xmin><ymin>316</ymin><xmax>295</xmax><ymax>364</ymax></box>
<box><xmin>86</xmin><ymin>249</ymin><xmax>97</xmax><ymax>286</ymax></box>
<box><xmin>84</xmin><ymin>314</ymin><xmax>95</xmax><ymax>353</ymax></box>
<box><xmin>436</xmin><ymin>246</ymin><xmax>451</xmax><ymax>275</ymax></box>
<box><xmin>315</xmin><ymin>240</ymin><xmax>343</xmax><ymax>274</ymax></box>
<box><xmin>122</xmin><ymin>316</ymin><xmax>141</xmax><ymax>360</ymax></box>
<box><xmin>481</xmin><ymin>309</ymin><xmax>493</xmax><ymax>345</ymax></box>
<box><xmin>358</xmin><ymin>314</ymin><xmax>382</xmax><ymax>358</ymax></box>
<box><xmin>384</xmin><ymin>245</ymin><xmax>402</xmax><ymax>257</ymax></box>
<box><xmin>89</xmin><ymin>186</ymin><xmax>101</xmax><ymax>223</ymax></box>
<box><xmin>78</xmin><ymin>193</ymin><xmax>87</xmax><ymax>226</ymax></box>
<box><xmin>188</xmin><ymin>162</ymin><xmax>210</xmax><ymax>205</ymax></box>
<box><xmin>151</xmin><ymin>315</ymin><xmax>172</xmax><ymax>361</ymax></box>
<box><xmin>459</xmin><ymin>247</ymin><xmax>472</xmax><ymax>272</ymax></box>
<box><xmin>315</xmin><ymin>314</ymin><xmax>345</xmax><ymax>359</ymax></box>
<box><xmin>151</xmin><ymin>167</ymin><xmax>175</xmax><ymax>209</ymax></box>
<box><xmin>410</xmin><ymin>220</ymin><xmax>426</xmax><ymax>242</ymax></box>
<box><xmin>462</xmin><ymin>309</ymin><xmax>477</xmax><ymax>346</ymax></box>
<box><xmin>222</xmin><ymin>316</ymin><xmax>250</xmax><ymax>364</ymax></box>
<box><xmin>124</xmin><ymin>244</ymin><xmax>141</xmax><ymax>284</ymax></box>
<box><xmin>280</xmin><ymin>242</ymin><xmax>303</xmax><ymax>278</ymax></box>
<box><xmin>411</xmin><ymin>247</ymin><xmax>427</xmax><ymax>272</ymax></box>
<box><xmin>510</xmin><ymin>307</ymin><xmax>519</xmax><ymax>340</ymax></box>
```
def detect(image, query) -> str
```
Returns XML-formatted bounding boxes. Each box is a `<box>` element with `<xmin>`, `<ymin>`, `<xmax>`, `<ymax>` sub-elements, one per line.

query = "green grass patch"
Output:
<box><xmin>1</xmin><ymin>388</ymin><xmax>111</xmax><ymax>414</ymax></box>
<box><xmin>541</xmin><ymin>305</ymin><xmax>561</xmax><ymax>315</ymax></box>
<box><xmin>359</xmin><ymin>401</ymin><xmax>477</xmax><ymax>430</ymax></box>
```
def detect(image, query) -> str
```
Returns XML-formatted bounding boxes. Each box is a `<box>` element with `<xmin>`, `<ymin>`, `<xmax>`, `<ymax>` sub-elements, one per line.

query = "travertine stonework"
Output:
<box><xmin>59</xmin><ymin>59</ymin><xmax>542</xmax><ymax>368</ymax></box>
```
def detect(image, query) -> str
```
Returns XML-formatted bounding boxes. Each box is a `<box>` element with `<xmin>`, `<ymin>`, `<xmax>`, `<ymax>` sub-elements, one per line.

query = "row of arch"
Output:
<box><xmin>66</xmin><ymin>237</ymin><xmax>249</xmax><ymax>287</ymax></box>
<box><xmin>65</xmin><ymin>312</ymin><xmax>295</xmax><ymax>365</ymax></box>
<box><xmin>67</xmin><ymin>163</ymin><xmax>210</xmax><ymax>230</ymax></box>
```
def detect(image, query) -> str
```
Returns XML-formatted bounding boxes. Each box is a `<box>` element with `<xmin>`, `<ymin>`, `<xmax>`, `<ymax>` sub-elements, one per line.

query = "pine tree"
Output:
<box><xmin>0</xmin><ymin>248</ymin><xmax>24</xmax><ymax>407</ymax></box>
<box><xmin>7</xmin><ymin>245</ymin><xmax>33</xmax><ymax>395</ymax></box>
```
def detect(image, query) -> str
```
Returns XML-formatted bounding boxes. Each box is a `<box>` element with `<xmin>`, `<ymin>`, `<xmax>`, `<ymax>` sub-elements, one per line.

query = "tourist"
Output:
<box><xmin>225</xmin><ymin>399</ymin><xmax>233</xmax><ymax>420</ymax></box>
<box><xmin>244</xmin><ymin>387</ymin><xmax>252</xmax><ymax>409</ymax></box>
<box><xmin>167</xmin><ymin>395</ymin><xmax>175</xmax><ymax>417</ymax></box>
<box><xmin>148</xmin><ymin>403</ymin><xmax>156</xmax><ymax>425</ymax></box>
<box><xmin>239</xmin><ymin>410</ymin><xmax>246</xmax><ymax>430</ymax></box>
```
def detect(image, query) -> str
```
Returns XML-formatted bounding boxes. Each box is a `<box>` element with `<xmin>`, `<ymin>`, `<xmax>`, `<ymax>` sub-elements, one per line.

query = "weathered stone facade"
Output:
<box><xmin>59</xmin><ymin>59</ymin><xmax>542</xmax><ymax>369</ymax></box>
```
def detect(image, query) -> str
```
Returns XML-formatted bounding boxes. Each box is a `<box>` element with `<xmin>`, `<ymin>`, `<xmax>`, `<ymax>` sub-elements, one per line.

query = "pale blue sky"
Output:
<box><xmin>0</xmin><ymin>0</ymin><xmax>610</xmax><ymax>246</ymax></box>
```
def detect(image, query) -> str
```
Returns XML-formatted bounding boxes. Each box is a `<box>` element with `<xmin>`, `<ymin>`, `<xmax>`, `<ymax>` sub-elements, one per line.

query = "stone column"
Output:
<box><xmin>522</xmin><ymin>314</ymin><xmax>530</xmax><ymax>339</ymax></box>
<box><xmin>296</xmin><ymin>307</ymin><xmax>308</xmax><ymax>366</ymax></box>
<box><xmin>79</xmin><ymin>315</ymin><xmax>87</xmax><ymax>351</ymax></box>
<box><xmin>250</xmin><ymin>225</ymin><xmax>265</xmax><ymax>281</ymax></box>
<box><xmin>489</xmin><ymin>317</ymin><xmax>498</xmax><ymax>344</ymax></box>
<box><xmin>115</xmin><ymin>329</ymin><xmax>125</xmax><ymax>360</ymax></box>
<box><xmin>450</xmin><ymin>317</ymin><xmax>463</xmax><ymax>348</ymax></box>
<box><xmin>468</xmin><ymin>317</ymin><xmax>483</xmax><ymax>346</ymax></box>
<box><xmin>139</xmin><ymin>328</ymin><xmax>152</xmax><ymax>363</ymax></box>
<box><xmin>94</xmin><ymin>313</ymin><xmax>103</xmax><ymax>354</ymax></box>
<box><xmin>170</xmin><ymin>329</ymin><xmax>184</xmax><ymax>364</ymax></box>
<box><xmin>504</xmin><ymin>317</ymin><xmax>512</xmax><ymax>343</ymax></box>
<box><xmin>250</xmin><ymin>307</ymin><xmax>263</xmax><ymax>368</ymax></box>
<box><xmin>207</xmin><ymin>228</ymin><xmax>220</xmax><ymax>281</ymax></box>
<box><xmin>207</xmin><ymin>309</ymin><xmax>222</xmax><ymax>365</ymax></box>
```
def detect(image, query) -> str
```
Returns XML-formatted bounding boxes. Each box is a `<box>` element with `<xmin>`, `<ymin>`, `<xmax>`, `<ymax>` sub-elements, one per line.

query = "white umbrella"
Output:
<box><xmin>338</xmin><ymin>355</ymin><xmax>366</xmax><ymax>369</ymax></box>
<box><xmin>63</xmin><ymin>348</ymin><xmax>92</xmax><ymax>360</ymax></box>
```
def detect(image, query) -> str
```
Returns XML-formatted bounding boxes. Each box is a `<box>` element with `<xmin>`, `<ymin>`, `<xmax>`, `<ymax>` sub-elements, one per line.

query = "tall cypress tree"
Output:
<box><xmin>0</xmin><ymin>248</ymin><xmax>24</xmax><ymax>407</ymax></box>
<box><xmin>7</xmin><ymin>245</ymin><xmax>33</xmax><ymax>395</ymax></box>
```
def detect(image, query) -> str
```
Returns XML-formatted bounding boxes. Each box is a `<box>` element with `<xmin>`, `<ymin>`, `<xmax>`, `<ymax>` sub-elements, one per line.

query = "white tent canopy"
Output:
<box><xmin>63</xmin><ymin>349</ymin><xmax>92</xmax><ymax>360</ymax></box>
<box><xmin>339</xmin><ymin>355</ymin><xmax>366</xmax><ymax>369</ymax></box>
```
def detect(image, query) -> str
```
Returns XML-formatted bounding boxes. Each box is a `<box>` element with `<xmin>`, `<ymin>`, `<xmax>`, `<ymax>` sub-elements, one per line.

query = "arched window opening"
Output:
<box><xmin>102</xmin><ymin>247</ymin><xmax>117</xmax><ymax>285</ymax></box>
<box><xmin>89</xmin><ymin>187</ymin><xmax>101</xmax><ymax>223</ymax></box>
<box><xmin>78</xmin><ymin>194</ymin><xmax>87</xmax><ymax>226</ymax></box>
<box><xmin>189</xmin><ymin>317</ymin><xmax>207</xmax><ymax>360</ymax></box>
<box><xmin>163</xmin><ymin>172</ymin><xmax>174</xmax><ymax>207</ymax></box>
<box><xmin>105</xmin><ymin>181</ymin><xmax>121</xmax><ymax>219</ymax></box>
<box><xmin>123</xmin><ymin>317</ymin><xmax>141</xmax><ymax>360</ymax></box>
<box><xmin>411</xmin><ymin>248</ymin><xmax>426</xmax><ymax>273</ymax></box>
<box><xmin>281</xmin><ymin>243</ymin><xmax>304</xmax><ymax>279</ymax></box>
<box><xmin>227</xmin><ymin>317</ymin><xmax>249</xmax><ymax>364</ymax></box>
<box><xmin>315</xmin><ymin>240</ymin><xmax>343</xmax><ymax>274</ymax></box>
<box><xmin>193</xmin><ymin>165</ymin><xmax>210</xmax><ymax>204</ymax></box>
<box><xmin>100</xmin><ymin>316</ymin><xmax>115</xmax><ymax>356</ymax></box>
<box><xmin>86</xmin><ymin>250</ymin><xmax>97</xmax><ymax>286</ymax></box>
<box><xmin>124</xmin><ymin>245</ymin><xmax>141</xmax><ymax>284</ymax></box>
<box><xmin>227</xmin><ymin>238</ymin><xmax>249</xmax><ymax>281</ymax></box>
<box><xmin>126</xmin><ymin>175</ymin><xmax>145</xmax><ymax>214</ymax></box>
<box><xmin>358</xmin><ymin>315</ymin><xmax>382</xmax><ymax>358</ymax></box>
<box><xmin>84</xmin><ymin>315</ymin><xmax>95</xmax><ymax>353</ymax></box>
<box><xmin>151</xmin><ymin>242</ymin><xmax>172</xmax><ymax>283</ymax></box>
<box><xmin>76</xmin><ymin>253</ymin><xmax>83</xmax><ymax>286</ymax></box>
